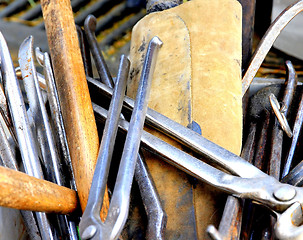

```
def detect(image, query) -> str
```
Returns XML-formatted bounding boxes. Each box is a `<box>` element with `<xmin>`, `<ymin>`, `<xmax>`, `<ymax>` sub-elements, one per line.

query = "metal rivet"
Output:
<box><xmin>273</xmin><ymin>186</ymin><xmax>296</xmax><ymax>202</ymax></box>
<box><xmin>82</xmin><ymin>225</ymin><xmax>97</xmax><ymax>239</ymax></box>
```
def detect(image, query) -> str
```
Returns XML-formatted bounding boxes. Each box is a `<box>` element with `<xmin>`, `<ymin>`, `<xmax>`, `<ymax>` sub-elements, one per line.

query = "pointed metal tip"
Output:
<box><xmin>24</xmin><ymin>35</ymin><xmax>34</xmax><ymax>44</ymax></box>
<box><xmin>19</xmin><ymin>35</ymin><xmax>34</xmax><ymax>58</ymax></box>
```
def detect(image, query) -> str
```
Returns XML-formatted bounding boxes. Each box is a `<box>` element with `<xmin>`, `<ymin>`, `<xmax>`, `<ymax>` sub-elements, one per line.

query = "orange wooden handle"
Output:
<box><xmin>0</xmin><ymin>166</ymin><xmax>78</xmax><ymax>214</ymax></box>
<box><xmin>41</xmin><ymin>0</ymin><xmax>109</xmax><ymax>219</ymax></box>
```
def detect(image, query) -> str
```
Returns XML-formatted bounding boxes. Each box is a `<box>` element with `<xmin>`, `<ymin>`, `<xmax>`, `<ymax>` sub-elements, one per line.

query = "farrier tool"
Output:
<box><xmin>83</xmin><ymin>14</ymin><xmax>166</xmax><ymax>240</ymax></box>
<box><xmin>79</xmin><ymin>36</ymin><xmax>162</xmax><ymax>240</ymax></box>
<box><xmin>89</xmin><ymin>75</ymin><xmax>303</xmax><ymax>239</ymax></box>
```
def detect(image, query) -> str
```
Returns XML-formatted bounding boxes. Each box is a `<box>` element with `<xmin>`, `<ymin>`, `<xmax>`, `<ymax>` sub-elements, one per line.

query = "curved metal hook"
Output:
<box><xmin>242</xmin><ymin>0</ymin><xmax>303</xmax><ymax>96</ymax></box>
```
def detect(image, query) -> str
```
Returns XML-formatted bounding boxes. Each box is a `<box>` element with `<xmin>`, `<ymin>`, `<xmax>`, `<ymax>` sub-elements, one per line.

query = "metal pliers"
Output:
<box><xmin>89</xmin><ymin>73</ymin><xmax>303</xmax><ymax>239</ymax></box>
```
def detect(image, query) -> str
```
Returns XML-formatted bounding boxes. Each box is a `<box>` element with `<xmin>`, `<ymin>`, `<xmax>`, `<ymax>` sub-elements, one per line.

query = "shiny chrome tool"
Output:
<box><xmin>79</xmin><ymin>37</ymin><xmax>163</xmax><ymax>240</ymax></box>
<box><xmin>19</xmin><ymin>36</ymin><xmax>63</xmax><ymax>185</ymax></box>
<box><xmin>18</xmin><ymin>36</ymin><xmax>78</xmax><ymax>240</ymax></box>
<box><xmin>90</xmin><ymin>77</ymin><xmax>303</xmax><ymax>240</ymax></box>
<box><xmin>93</xmin><ymin>101</ymin><xmax>303</xmax><ymax>240</ymax></box>
<box><xmin>242</xmin><ymin>0</ymin><xmax>303</xmax><ymax>96</ymax></box>
<box><xmin>0</xmin><ymin>31</ymin><xmax>55</xmax><ymax>240</ymax></box>
<box><xmin>79</xmin><ymin>55</ymin><xmax>130</xmax><ymax>240</ymax></box>
<box><xmin>84</xmin><ymin>17</ymin><xmax>167</xmax><ymax>239</ymax></box>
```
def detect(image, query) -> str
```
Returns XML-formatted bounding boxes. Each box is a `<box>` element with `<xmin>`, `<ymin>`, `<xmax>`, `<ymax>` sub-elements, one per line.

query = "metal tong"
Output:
<box><xmin>88</xmin><ymin>74</ymin><xmax>303</xmax><ymax>239</ymax></box>
<box><xmin>79</xmin><ymin>37</ymin><xmax>162</xmax><ymax>240</ymax></box>
<box><xmin>82</xmin><ymin>15</ymin><xmax>166</xmax><ymax>240</ymax></box>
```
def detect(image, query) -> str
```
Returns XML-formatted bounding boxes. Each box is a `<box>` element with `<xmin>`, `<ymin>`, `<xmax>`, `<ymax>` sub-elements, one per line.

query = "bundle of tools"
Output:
<box><xmin>1</xmin><ymin>0</ymin><xmax>303</xmax><ymax>239</ymax></box>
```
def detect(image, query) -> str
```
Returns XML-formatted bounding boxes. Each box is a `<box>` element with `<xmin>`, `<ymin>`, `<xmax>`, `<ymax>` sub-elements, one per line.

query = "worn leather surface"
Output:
<box><xmin>128</xmin><ymin>0</ymin><xmax>242</xmax><ymax>238</ymax></box>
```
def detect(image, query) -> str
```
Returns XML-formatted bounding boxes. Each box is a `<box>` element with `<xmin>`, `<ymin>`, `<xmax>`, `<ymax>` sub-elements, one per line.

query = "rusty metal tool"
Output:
<box><xmin>15</xmin><ymin>67</ymin><xmax>47</xmax><ymax>92</ymax></box>
<box><xmin>238</xmin><ymin>0</ymin><xmax>256</xmax><ymax>72</ymax></box>
<box><xmin>242</xmin><ymin>0</ymin><xmax>303</xmax><ymax>96</ymax></box>
<box><xmin>242</xmin><ymin>111</ymin><xmax>271</xmax><ymax>240</ymax></box>
<box><xmin>84</xmin><ymin>16</ymin><xmax>167</xmax><ymax>239</ymax></box>
<box><xmin>134</xmin><ymin>152</ymin><xmax>167</xmax><ymax>240</ymax></box>
<box><xmin>282</xmin><ymin>93</ymin><xmax>303</xmax><ymax>184</ymax></box>
<box><xmin>282</xmin><ymin>99</ymin><xmax>303</xmax><ymax>178</ymax></box>
<box><xmin>35</xmin><ymin>48</ymin><xmax>77</xmax><ymax>191</ymax></box>
<box><xmin>253</xmin><ymin>111</ymin><xmax>271</xmax><ymax>171</ymax></box>
<box><xmin>268</xmin><ymin>61</ymin><xmax>297</xmax><ymax>180</ymax></box>
<box><xmin>84</xmin><ymin>14</ymin><xmax>114</xmax><ymax>86</ymax></box>
<box><xmin>80</xmin><ymin>36</ymin><xmax>162</xmax><ymax>240</ymax></box>
<box><xmin>76</xmin><ymin>26</ymin><xmax>93</xmax><ymax>78</ymax></box>
<box><xmin>0</xmin><ymin>31</ymin><xmax>56</xmax><ymax>240</ymax></box>
<box><xmin>40</xmin><ymin>0</ymin><xmax>108</xmax><ymax>217</ymax></box>
<box><xmin>207</xmin><ymin>123</ymin><xmax>257</xmax><ymax>240</ymax></box>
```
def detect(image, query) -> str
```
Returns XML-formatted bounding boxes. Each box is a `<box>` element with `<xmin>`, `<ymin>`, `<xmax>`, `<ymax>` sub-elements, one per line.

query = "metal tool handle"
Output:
<box><xmin>93</xmin><ymin>103</ymin><xmax>303</xmax><ymax>239</ymax></box>
<box><xmin>88</xmin><ymin>77</ymin><xmax>267</xmax><ymax>179</ymax></box>
<box><xmin>104</xmin><ymin>37</ymin><xmax>162</xmax><ymax>240</ymax></box>
<box><xmin>79</xmin><ymin>55</ymin><xmax>129</xmax><ymax>240</ymax></box>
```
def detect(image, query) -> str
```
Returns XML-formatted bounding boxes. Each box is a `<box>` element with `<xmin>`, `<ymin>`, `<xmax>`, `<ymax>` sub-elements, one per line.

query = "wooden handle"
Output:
<box><xmin>41</xmin><ymin>0</ymin><xmax>109</xmax><ymax>219</ymax></box>
<box><xmin>0</xmin><ymin>166</ymin><xmax>78</xmax><ymax>214</ymax></box>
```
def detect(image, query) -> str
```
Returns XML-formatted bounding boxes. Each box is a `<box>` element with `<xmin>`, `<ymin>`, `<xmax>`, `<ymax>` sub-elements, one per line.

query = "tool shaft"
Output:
<box><xmin>41</xmin><ymin>0</ymin><xmax>108</xmax><ymax>216</ymax></box>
